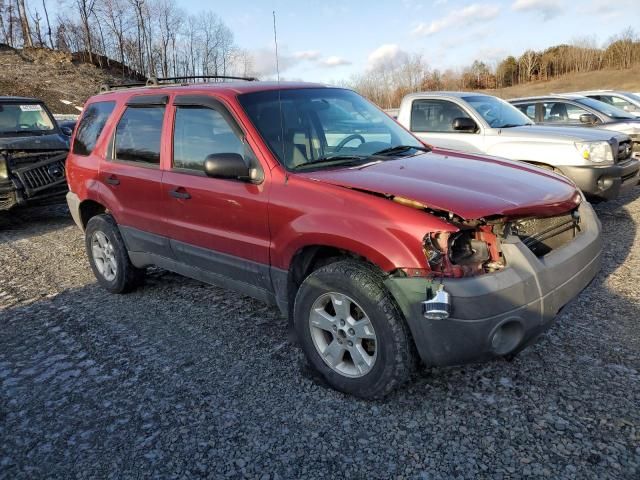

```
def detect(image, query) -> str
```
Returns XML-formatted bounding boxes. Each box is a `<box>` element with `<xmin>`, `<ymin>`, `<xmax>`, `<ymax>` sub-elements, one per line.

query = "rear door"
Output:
<box><xmin>99</xmin><ymin>94</ymin><xmax>172</xmax><ymax>258</ymax></box>
<box><xmin>161</xmin><ymin>94</ymin><xmax>272</xmax><ymax>293</ymax></box>
<box><xmin>408</xmin><ymin>98</ymin><xmax>484</xmax><ymax>153</ymax></box>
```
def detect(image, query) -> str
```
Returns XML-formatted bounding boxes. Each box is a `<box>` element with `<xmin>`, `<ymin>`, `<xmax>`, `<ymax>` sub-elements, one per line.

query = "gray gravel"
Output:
<box><xmin>1</xmin><ymin>192</ymin><xmax>639</xmax><ymax>479</ymax></box>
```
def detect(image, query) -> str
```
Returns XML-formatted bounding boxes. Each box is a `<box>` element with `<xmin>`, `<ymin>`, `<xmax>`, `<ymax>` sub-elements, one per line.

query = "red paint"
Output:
<box><xmin>66</xmin><ymin>83</ymin><xmax>582</xmax><ymax>274</ymax></box>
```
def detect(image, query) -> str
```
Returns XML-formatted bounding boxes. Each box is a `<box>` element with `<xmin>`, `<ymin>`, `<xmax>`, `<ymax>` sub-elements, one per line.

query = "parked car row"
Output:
<box><xmin>396</xmin><ymin>91</ymin><xmax>640</xmax><ymax>202</ymax></box>
<box><xmin>3</xmin><ymin>80</ymin><xmax>638</xmax><ymax>398</ymax></box>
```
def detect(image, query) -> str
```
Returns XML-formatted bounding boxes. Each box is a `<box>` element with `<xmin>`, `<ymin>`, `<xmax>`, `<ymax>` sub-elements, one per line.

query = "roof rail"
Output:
<box><xmin>146</xmin><ymin>75</ymin><xmax>257</xmax><ymax>85</ymax></box>
<box><xmin>99</xmin><ymin>75</ymin><xmax>257</xmax><ymax>93</ymax></box>
<box><xmin>99</xmin><ymin>81</ymin><xmax>146</xmax><ymax>92</ymax></box>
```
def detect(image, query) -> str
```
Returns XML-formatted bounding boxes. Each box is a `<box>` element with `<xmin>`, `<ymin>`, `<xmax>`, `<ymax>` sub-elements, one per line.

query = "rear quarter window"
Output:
<box><xmin>73</xmin><ymin>101</ymin><xmax>116</xmax><ymax>156</ymax></box>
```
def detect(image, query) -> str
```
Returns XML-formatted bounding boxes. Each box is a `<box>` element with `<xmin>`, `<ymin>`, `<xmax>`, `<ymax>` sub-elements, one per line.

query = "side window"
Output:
<box><xmin>598</xmin><ymin>95</ymin><xmax>634</xmax><ymax>111</ymax></box>
<box><xmin>173</xmin><ymin>107</ymin><xmax>243</xmax><ymax>172</ymax></box>
<box><xmin>114</xmin><ymin>106</ymin><xmax>165</xmax><ymax>165</ymax></box>
<box><xmin>542</xmin><ymin>102</ymin><xmax>588</xmax><ymax>123</ymax></box>
<box><xmin>73</xmin><ymin>101</ymin><xmax>115</xmax><ymax>155</ymax></box>
<box><xmin>410</xmin><ymin>99</ymin><xmax>471</xmax><ymax>133</ymax></box>
<box><xmin>515</xmin><ymin>103</ymin><xmax>536</xmax><ymax>121</ymax></box>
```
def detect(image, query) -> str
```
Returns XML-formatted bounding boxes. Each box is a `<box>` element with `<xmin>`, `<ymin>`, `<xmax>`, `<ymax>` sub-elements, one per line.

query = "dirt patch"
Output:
<box><xmin>0</xmin><ymin>46</ymin><xmax>137</xmax><ymax>114</ymax></box>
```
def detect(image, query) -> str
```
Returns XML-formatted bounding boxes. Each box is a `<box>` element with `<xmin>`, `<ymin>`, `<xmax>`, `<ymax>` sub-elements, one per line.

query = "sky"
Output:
<box><xmin>178</xmin><ymin>0</ymin><xmax>639</xmax><ymax>82</ymax></box>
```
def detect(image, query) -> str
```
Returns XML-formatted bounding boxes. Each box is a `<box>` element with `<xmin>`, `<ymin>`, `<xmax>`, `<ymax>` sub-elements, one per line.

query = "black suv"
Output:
<box><xmin>0</xmin><ymin>96</ymin><xmax>71</xmax><ymax>211</ymax></box>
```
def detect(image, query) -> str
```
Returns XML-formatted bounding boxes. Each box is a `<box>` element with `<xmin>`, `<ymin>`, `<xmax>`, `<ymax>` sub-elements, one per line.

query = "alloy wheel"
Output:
<box><xmin>91</xmin><ymin>231</ymin><xmax>117</xmax><ymax>282</ymax></box>
<box><xmin>308</xmin><ymin>292</ymin><xmax>377</xmax><ymax>378</ymax></box>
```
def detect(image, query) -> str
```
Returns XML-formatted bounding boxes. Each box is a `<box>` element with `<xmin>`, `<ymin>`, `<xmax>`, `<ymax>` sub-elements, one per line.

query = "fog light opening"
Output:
<box><xmin>490</xmin><ymin>320</ymin><xmax>524</xmax><ymax>356</ymax></box>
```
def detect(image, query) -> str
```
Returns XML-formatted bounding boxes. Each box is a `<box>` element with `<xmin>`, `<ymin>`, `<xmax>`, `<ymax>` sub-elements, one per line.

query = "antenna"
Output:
<box><xmin>273</xmin><ymin>11</ymin><xmax>281</xmax><ymax>83</ymax></box>
<box><xmin>273</xmin><ymin>10</ymin><xmax>286</xmax><ymax>172</ymax></box>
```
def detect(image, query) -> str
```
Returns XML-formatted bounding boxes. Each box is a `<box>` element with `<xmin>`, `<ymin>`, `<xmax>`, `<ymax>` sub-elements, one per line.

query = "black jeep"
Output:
<box><xmin>0</xmin><ymin>97</ymin><xmax>71</xmax><ymax>211</ymax></box>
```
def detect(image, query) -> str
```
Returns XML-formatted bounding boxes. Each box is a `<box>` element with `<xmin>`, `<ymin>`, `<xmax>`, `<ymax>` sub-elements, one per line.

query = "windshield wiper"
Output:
<box><xmin>499</xmin><ymin>123</ymin><xmax>530</xmax><ymax>128</ymax></box>
<box><xmin>292</xmin><ymin>155</ymin><xmax>368</xmax><ymax>170</ymax></box>
<box><xmin>370</xmin><ymin>145</ymin><xmax>431</xmax><ymax>156</ymax></box>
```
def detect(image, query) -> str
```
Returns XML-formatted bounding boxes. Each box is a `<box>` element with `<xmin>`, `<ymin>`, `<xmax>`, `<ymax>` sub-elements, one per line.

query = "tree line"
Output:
<box><xmin>350</xmin><ymin>28</ymin><xmax>640</xmax><ymax>109</ymax></box>
<box><xmin>0</xmin><ymin>0</ymin><xmax>254</xmax><ymax>79</ymax></box>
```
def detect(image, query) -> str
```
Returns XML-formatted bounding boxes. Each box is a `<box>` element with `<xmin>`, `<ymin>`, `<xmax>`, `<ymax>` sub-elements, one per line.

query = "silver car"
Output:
<box><xmin>573</xmin><ymin>90</ymin><xmax>640</xmax><ymax>117</ymax></box>
<box><xmin>509</xmin><ymin>94</ymin><xmax>640</xmax><ymax>158</ymax></box>
<box><xmin>396</xmin><ymin>92</ymin><xmax>640</xmax><ymax>201</ymax></box>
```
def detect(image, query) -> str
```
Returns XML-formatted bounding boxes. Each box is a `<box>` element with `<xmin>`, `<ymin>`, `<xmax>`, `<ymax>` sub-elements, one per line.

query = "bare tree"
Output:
<box><xmin>16</xmin><ymin>0</ymin><xmax>33</xmax><ymax>46</ymax></box>
<box><xmin>75</xmin><ymin>0</ymin><xmax>96</xmax><ymax>61</ymax></box>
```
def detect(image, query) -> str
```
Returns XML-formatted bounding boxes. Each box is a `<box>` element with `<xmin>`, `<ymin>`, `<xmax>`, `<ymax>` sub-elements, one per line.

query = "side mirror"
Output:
<box><xmin>452</xmin><ymin>117</ymin><xmax>477</xmax><ymax>132</ymax></box>
<box><xmin>204</xmin><ymin>153</ymin><xmax>250</xmax><ymax>180</ymax></box>
<box><xmin>579</xmin><ymin>113</ymin><xmax>598</xmax><ymax>125</ymax></box>
<box><xmin>61</xmin><ymin>126</ymin><xmax>73</xmax><ymax>136</ymax></box>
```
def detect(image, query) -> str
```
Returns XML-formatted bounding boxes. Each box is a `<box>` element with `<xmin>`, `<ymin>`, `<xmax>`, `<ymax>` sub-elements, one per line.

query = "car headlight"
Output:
<box><xmin>0</xmin><ymin>157</ymin><xmax>8</xmax><ymax>180</ymax></box>
<box><xmin>575</xmin><ymin>141</ymin><xmax>614</xmax><ymax>163</ymax></box>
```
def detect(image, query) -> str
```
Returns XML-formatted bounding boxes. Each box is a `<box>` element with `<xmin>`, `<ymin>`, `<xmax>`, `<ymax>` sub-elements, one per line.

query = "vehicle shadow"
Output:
<box><xmin>0</xmin><ymin>202</ymin><xmax>73</xmax><ymax>242</ymax></box>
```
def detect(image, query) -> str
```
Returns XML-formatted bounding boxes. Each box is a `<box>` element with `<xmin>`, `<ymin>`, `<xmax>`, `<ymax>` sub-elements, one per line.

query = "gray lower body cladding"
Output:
<box><xmin>559</xmin><ymin>158</ymin><xmax>640</xmax><ymax>200</ymax></box>
<box><xmin>385</xmin><ymin>202</ymin><xmax>602</xmax><ymax>366</ymax></box>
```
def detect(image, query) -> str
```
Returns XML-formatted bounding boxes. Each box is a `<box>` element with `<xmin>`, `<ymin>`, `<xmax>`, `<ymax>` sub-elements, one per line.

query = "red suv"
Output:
<box><xmin>66</xmin><ymin>79</ymin><xmax>602</xmax><ymax>398</ymax></box>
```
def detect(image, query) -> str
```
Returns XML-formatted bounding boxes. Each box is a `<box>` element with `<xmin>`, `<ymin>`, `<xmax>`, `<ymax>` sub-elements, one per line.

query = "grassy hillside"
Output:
<box><xmin>0</xmin><ymin>46</ymin><xmax>137</xmax><ymax>114</ymax></box>
<box><xmin>485</xmin><ymin>67</ymin><xmax>640</xmax><ymax>99</ymax></box>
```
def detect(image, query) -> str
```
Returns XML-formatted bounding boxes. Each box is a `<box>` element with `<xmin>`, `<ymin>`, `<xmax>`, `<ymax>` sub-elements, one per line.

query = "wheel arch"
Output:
<box><xmin>78</xmin><ymin>199</ymin><xmax>108</xmax><ymax>229</ymax></box>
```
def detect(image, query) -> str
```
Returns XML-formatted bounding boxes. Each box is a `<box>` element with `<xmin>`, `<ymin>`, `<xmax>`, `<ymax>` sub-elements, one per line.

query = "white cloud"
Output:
<box><xmin>248</xmin><ymin>47</ymin><xmax>350</xmax><ymax>77</ymax></box>
<box><xmin>512</xmin><ymin>0</ymin><xmax>564</xmax><ymax>20</ymax></box>
<box><xmin>412</xmin><ymin>3</ymin><xmax>500</xmax><ymax>36</ymax></box>
<box><xmin>293</xmin><ymin>50</ymin><xmax>321</xmax><ymax>60</ymax></box>
<box><xmin>367</xmin><ymin>44</ymin><xmax>410</xmax><ymax>69</ymax></box>
<box><xmin>319</xmin><ymin>56</ymin><xmax>351</xmax><ymax>67</ymax></box>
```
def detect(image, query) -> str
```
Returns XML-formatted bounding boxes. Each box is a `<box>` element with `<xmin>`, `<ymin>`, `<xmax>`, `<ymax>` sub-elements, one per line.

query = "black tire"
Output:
<box><xmin>293</xmin><ymin>260</ymin><xmax>415</xmax><ymax>399</ymax></box>
<box><xmin>85</xmin><ymin>214</ymin><xmax>144</xmax><ymax>294</ymax></box>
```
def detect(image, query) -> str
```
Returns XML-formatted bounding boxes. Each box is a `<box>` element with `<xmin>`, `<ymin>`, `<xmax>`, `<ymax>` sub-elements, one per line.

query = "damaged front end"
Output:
<box><xmin>385</xmin><ymin>198</ymin><xmax>600</xmax><ymax>367</ymax></box>
<box><xmin>422</xmin><ymin>209</ymin><xmax>582</xmax><ymax>278</ymax></box>
<box><xmin>0</xmin><ymin>149</ymin><xmax>68</xmax><ymax>211</ymax></box>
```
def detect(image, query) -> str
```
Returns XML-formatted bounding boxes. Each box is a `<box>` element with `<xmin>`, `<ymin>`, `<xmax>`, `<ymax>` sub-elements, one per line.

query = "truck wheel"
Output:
<box><xmin>85</xmin><ymin>214</ymin><xmax>144</xmax><ymax>293</ymax></box>
<box><xmin>293</xmin><ymin>260</ymin><xmax>414</xmax><ymax>399</ymax></box>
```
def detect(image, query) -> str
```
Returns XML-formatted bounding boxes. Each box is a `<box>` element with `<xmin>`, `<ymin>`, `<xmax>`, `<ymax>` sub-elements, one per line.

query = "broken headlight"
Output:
<box><xmin>575</xmin><ymin>141</ymin><xmax>614</xmax><ymax>163</ymax></box>
<box><xmin>0</xmin><ymin>158</ymin><xmax>8</xmax><ymax>180</ymax></box>
<box><xmin>424</xmin><ymin>227</ymin><xmax>503</xmax><ymax>277</ymax></box>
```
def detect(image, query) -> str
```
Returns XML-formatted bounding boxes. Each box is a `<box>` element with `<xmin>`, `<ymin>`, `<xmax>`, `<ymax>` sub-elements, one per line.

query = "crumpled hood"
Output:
<box><xmin>297</xmin><ymin>151</ymin><xmax>581</xmax><ymax>220</ymax></box>
<box><xmin>0</xmin><ymin>133</ymin><xmax>69</xmax><ymax>151</ymax></box>
<box><xmin>504</xmin><ymin>125</ymin><xmax>629</xmax><ymax>142</ymax></box>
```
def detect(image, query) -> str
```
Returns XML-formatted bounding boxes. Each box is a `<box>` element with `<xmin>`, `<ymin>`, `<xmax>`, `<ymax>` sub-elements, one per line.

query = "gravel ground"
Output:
<box><xmin>1</xmin><ymin>192</ymin><xmax>639</xmax><ymax>479</ymax></box>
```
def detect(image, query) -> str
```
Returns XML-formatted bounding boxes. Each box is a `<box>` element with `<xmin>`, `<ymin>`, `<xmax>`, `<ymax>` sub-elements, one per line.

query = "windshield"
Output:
<box><xmin>575</xmin><ymin>97</ymin><xmax>635</xmax><ymax>120</ymax></box>
<box><xmin>463</xmin><ymin>95</ymin><xmax>533</xmax><ymax>128</ymax></box>
<box><xmin>0</xmin><ymin>103</ymin><xmax>56</xmax><ymax>134</ymax></box>
<box><xmin>625</xmin><ymin>92</ymin><xmax>640</xmax><ymax>104</ymax></box>
<box><xmin>238</xmin><ymin>88</ymin><xmax>422</xmax><ymax>169</ymax></box>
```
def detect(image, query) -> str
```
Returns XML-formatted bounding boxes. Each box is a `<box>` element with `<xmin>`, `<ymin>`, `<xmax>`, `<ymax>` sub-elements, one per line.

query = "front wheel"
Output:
<box><xmin>293</xmin><ymin>260</ymin><xmax>415</xmax><ymax>399</ymax></box>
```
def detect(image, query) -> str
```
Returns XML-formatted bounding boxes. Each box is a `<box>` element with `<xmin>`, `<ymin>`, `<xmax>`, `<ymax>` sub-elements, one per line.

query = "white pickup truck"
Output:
<box><xmin>396</xmin><ymin>92</ymin><xmax>640</xmax><ymax>201</ymax></box>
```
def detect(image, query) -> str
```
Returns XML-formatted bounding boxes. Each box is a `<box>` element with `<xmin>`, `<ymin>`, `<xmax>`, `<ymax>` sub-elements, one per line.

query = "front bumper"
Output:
<box><xmin>560</xmin><ymin>158</ymin><xmax>640</xmax><ymax>200</ymax></box>
<box><xmin>0</xmin><ymin>153</ymin><xmax>68</xmax><ymax>211</ymax></box>
<box><xmin>385</xmin><ymin>202</ymin><xmax>601</xmax><ymax>367</ymax></box>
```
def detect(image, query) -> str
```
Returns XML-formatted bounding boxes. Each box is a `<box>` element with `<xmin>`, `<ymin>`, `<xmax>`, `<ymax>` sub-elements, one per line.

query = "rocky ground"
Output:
<box><xmin>0</xmin><ymin>192</ymin><xmax>639</xmax><ymax>479</ymax></box>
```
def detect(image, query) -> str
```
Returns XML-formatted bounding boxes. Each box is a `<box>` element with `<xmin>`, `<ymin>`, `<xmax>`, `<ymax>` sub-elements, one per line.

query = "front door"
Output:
<box><xmin>161</xmin><ymin>95</ymin><xmax>272</xmax><ymax>292</ymax></box>
<box><xmin>409</xmin><ymin>98</ymin><xmax>484</xmax><ymax>153</ymax></box>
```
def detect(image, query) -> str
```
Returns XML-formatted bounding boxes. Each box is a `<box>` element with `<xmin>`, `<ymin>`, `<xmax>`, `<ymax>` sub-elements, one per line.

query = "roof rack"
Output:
<box><xmin>99</xmin><ymin>75</ymin><xmax>257</xmax><ymax>93</ymax></box>
<box><xmin>147</xmin><ymin>75</ymin><xmax>257</xmax><ymax>85</ymax></box>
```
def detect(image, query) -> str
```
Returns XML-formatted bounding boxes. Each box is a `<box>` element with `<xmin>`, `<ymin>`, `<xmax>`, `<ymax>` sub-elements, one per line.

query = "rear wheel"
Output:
<box><xmin>294</xmin><ymin>260</ymin><xmax>414</xmax><ymax>399</ymax></box>
<box><xmin>85</xmin><ymin>214</ymin><xmax>144</xmax><ymax>293</ymax></box>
